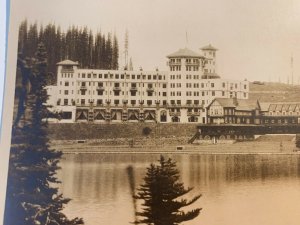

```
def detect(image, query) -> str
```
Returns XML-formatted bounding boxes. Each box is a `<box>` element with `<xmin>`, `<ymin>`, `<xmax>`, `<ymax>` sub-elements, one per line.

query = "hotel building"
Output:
<box><xmin>46</xmin><ymin>44</ymin><xmax>249</xmax><ymax>123</ymax></box>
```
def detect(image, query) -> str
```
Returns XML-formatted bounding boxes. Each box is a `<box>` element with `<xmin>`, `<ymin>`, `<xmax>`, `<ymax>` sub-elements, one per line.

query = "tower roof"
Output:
<box><xmin>201</xmin><ymin>44</ymin><xmax>218</xmax><ymax>51</ymax></box>
<box><xmin>56</xmin><ymin>59</ymin><xmax>79</xmax><ymax>66</ymax></box>
<box><xmin>167</xmin><ymin>48</ymin><xmax>204</xmax><ymax>58</ymax></box>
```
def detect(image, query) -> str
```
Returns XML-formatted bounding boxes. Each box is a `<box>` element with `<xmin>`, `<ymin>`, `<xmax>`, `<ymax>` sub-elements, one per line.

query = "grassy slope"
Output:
<box><xmin>249</xmin><ymin>82</ymin><xmax>300</xmax><ymax>102</ymax></box>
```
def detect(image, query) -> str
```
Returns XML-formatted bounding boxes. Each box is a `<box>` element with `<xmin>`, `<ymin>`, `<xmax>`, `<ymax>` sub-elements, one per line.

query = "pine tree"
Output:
<box><xmin>4</xmin><ymin>43</ymin><xmax>84</xmax><ymax>225</ymax></box>
<box><xmin>112</xmin><ymin>33</ymin><xmax>119</xmax><ymax>69</ymax></box>
<box><xmin>134</xmin><ymin>156</ymin><xmax>202</xmax><ymax>225</ymax></box>
<box><xmin>17</xmin><ymin>20</ymin><xmax>120</xmax><ymax>83</ymax></box>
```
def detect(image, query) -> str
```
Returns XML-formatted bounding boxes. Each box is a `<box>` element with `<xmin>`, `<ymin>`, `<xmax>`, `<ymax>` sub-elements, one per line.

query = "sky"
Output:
<box><xmin>8</xmin><ymin>0</ymin><xmax>300</xmax><ymax>82</ymax></box>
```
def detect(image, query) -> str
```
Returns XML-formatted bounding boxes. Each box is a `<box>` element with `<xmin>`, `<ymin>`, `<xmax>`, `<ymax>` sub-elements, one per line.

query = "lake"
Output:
<box><xmin>58</xmin><ymin>153</ymin><xmax>300</xmax><ymax>225</ymax></box>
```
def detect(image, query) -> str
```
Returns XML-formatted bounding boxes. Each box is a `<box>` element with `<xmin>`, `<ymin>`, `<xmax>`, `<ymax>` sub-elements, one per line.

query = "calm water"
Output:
<box><xmin>58</xmin><ymin>153</ymin><xmax>300</xmax><ymax>225</ymax></box>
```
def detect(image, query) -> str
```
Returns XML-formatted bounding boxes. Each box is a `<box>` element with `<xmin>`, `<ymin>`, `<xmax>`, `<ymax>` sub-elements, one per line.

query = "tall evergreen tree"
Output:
<box><xmin>134</xmin><ymin>156</ymin><xmax>202</xmax><ymax>225</ymax></box>
<box><xmin>18</xmin><ymin>20</ymin><xmax>28</xmax><ymax>54</ymax></box>
<box><xmin>17</xmin><ymin>20</ymin><xmax>120</xmax><ymax>83</ymax></box>
<box><xmin>105</xmin><ymin>32</ymin><xmax>113</xmax><ymax>69</ymax></box>
<box><xmin>4</xmin><ymin>43</ymin><xmax>83</xmax><ymax>225</ymax></box>
<box><xmin>112</xmin><ymin>33</ymin><xmax>119</xmax><ymax>70</ymax></box>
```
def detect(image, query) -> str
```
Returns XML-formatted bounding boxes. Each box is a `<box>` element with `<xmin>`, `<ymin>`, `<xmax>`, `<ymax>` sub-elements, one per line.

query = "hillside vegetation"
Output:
<box><xmin>249</xmin><ymin>82</ymin><xmax>300</xmax><ymax>102</ymax></box>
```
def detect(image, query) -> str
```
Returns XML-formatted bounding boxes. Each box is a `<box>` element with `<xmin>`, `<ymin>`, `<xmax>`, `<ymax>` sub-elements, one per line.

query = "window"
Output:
<box><xmin>211</xmin><ymin>83</ymin><xmax>214</xmax><ymax>88</ymax></box>
<box><xmin>62</xmin><ymin>112</ymin><xmax>72</xmax><ymax>119</ymax></box>
<box><xmin>244</xmin><ymin>84</ymin><xmax>247</xmax><ymax>89</ymax></box>
<box><xmin>163</xmin><ymin>100</ymin><xmax>167</xmax><ymax>106</ymax></box>
<box><xmin>64</xmin><ymin>99</ymin><xmax>68</xmax><ymax>105</ymax></box>
<box><xmin>64</xmin><ymin>90</ymin><xmax>69</xmax><ymax>95</ymax></box>
<box><xmin>97</xmin><ymin>99</ymin><xmax>103</xmax><ymax>105</ymax></box>
<box><xmin>116</xmin><ymin>74</ymin><xmax>119</xmax><ymax>79</ymax></box>
<box><xmin>114</xmin><ymin>100</ymin><xmax>119</xmax><ymax>105</ymax></box>
<box><xmin>222</xmin><ymin>82</ymin><xmax>225</xmax><ymax>88</ymax></box>
<box><xmin>131</xmin><ymin>100</ymin><xmax>136</xmax><ymax>105</ymax></box>
<box><xmin>163</xmin><ymin>84</ymin><xmax>167</xmax><ymax>88</ymax></box>
<box><xmin>147</xmin><ymin>100</ymin><xmax>152</xmax><ymax>105</ymax></box>
<box><xmin>65</xmin><ymin>81</ymin><xmax>69</xmax><ymax>86</ymax></box>
<box><xmin>162</xmin><ymin>92</ymin><xmax>167</xmax><ymax>96</ymax></box>
<box><xmin>177</xmin><ymin>100</ymin><xmax>181</xmax><ymax>105</ymax></box>
<box><xmin>81</xmin><ymin>99</ymin><xmax>85</xmax><ymax>105</ymax></box>
<box><xmin>104</xmin><ymin>74</ymin><xmax>108</xmax><ymax>79</ymax></box>
<box><xmin>132</xmin><ymin>75</ymin><xmax>135</xmax><ymax>79</ymax></box>
<box><xmin>212</xmin><ymin>91</ymin><xmax>215</xmax><ymax>96</ymax></box>
<box><xmin>82</xmin><ymin>73</ymin><xmax>86</xmax><ymax>78</ymax></box>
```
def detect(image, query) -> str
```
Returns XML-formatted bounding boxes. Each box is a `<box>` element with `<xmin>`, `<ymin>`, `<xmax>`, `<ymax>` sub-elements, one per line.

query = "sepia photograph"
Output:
<box><xmin>1</xmin><ymin>0</ymin><xmax>300</xmax><ymax>224</ymax></box>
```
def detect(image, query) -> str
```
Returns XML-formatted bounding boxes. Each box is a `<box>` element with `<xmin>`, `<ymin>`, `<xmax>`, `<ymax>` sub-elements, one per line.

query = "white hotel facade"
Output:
<box><xmin>47</xmin><ymin>45</ymin><xmax>249</xmax><ymax>123</ymax></box>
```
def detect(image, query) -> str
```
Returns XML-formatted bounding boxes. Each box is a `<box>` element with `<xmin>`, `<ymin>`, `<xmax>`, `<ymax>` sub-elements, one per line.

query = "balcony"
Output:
<box><xmin>146</xmin><ymin>87</ymin><xmax>154</xmax><ymax>92</ymax></box>
<box><xmin>169</xmin><ymin>111</ymin><xmax>181</xmax><ymax>116</ymax></box>
<box><xmin>185</xmin><ymin>61</ymin><xmax>200</xmax><ymax>65</ymax></box>
<box><xmin>130</xmin><ymin>87</ymin><xmax>138</xmax><ymax>92</ymax></box>
<box><xmin>194</xmin><ymin>111</ymin><xmax>200</xmax><ymax>116</ymax></box>
<box><xmin>187</xmin><ymin>111</ymin><xmax>200</xmax><ymax>116</ymax></box>
<box><xmin>61</xmin><ymin>68</ymin><xmax>74</xmax><ymax>73</ymax></box>
<box><xmin>96</xmin><ymin>86</ymin><xmax>105</xmax><ymax>91</ymax></box>
<box><xmin>113</xmin><ymin>87</ymin><xmax>121</xmax><ymax>91</ymax></box>
<box><xmin>167</xmin><ymin>61</ymin><xmax>181</xmax><ymax>66</ymax></box>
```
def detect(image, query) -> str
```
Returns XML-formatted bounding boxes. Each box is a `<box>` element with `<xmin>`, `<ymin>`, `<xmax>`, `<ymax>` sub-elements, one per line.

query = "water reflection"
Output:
<box><xmin>58</xmin><ymin>154</ymin><xmax>300</xmax><ymax>225</ymax></box>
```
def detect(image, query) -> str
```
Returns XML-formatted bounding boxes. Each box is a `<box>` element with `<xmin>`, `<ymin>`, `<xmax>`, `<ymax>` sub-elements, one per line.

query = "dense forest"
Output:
<box><xmin>18</xmin><ymin>20</ymin><xmax>119</xmax><ymax>84</ymax></box>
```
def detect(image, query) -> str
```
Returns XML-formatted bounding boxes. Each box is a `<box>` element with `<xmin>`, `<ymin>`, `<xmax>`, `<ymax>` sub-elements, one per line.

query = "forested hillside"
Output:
<box><xmin>18</xmin><ymin>20</ymin><xmax>119</xmax><ymax>84</ymax></box>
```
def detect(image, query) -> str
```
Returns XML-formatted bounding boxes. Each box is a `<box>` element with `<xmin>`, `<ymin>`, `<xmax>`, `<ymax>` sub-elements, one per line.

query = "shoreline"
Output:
<box><xmin>50</xmin><ymin>134</ymin><xmax>300</xmax><ymax>155</ymax></box>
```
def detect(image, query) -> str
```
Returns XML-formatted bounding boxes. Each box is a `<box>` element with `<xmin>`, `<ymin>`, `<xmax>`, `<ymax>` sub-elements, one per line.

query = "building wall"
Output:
<box><xmin>47</xmin><ymin>47</ymin><xmax>249</xmax><ymax>123</ymax></box>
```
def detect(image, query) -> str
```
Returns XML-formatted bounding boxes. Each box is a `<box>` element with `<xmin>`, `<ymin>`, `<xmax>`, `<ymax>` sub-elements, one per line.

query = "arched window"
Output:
<box><xmin>160</xmin><ymin>110</ymin><xmax>167</xmax><ymax>122</ymax></box>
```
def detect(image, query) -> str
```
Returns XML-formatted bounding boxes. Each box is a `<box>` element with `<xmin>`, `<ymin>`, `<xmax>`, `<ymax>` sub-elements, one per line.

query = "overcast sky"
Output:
<box><xmin>9</xmin><ymin>0</ymin><xmax>300</xmax><ymax>82</ymax></box>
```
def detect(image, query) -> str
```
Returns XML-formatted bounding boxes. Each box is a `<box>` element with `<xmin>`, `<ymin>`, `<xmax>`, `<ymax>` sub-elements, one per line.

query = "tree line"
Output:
<box><xmin>18</xmin><ymin>20</ymin><xmax>119</xmax><ymax>84</ymax></box>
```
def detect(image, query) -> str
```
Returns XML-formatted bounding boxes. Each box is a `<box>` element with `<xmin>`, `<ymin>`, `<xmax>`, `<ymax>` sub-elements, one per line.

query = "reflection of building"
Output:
<box><xmin>47</xmin><ymin>45</ymin><xmax>249</xmax><ymax>123</ymax></box>
<box><xmin>207</xmin><ymin>98</ymin><xmax>300</xmax><ymax>124</ymax></box>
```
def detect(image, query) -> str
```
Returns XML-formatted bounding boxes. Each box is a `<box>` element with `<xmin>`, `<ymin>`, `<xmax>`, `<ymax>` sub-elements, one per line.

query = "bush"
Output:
<box><xmin>142</xmin><ymin>127</ymin><xmax>152</xmax><ymax>136</ymax></box>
